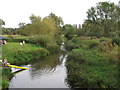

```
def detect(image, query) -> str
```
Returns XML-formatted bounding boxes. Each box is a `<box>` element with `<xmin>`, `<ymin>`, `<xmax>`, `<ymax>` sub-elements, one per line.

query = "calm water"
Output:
<box><xmin>9</xmin><ymin>52</ymin><xmax>69</xmax><ymax>88</ymax></box>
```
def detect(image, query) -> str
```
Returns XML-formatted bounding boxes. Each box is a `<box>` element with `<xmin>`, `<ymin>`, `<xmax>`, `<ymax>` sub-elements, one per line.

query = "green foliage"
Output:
<box><xmin>2</xmin><ymin>68</ymin><xmax>14</xmax><ymax>89</ymax></box>
<box><xmin>65</xmin><ymin>40</ymin><xmax>79</xmax><ymax>51</ymax></box>
<box><xmin>66</xmin><ymin>49</ymin><xmax>118</xmax><ymax>88</ymax></box>
<box><xmin>82</xmin><ymin>1</ymin><xmax>119</xmax><ymax>38</ymax></box>
<box><xmin>0</xmin><ymin>19</ymin><xmax>5</xmax><ymax>25</ymax></box>
<box><xmin>46</xmin><ymin>43</ymin><xmax>60</xmax><ymax>53</ymax></box>
<box><xmin>2</xmin><ymin>28</ymin><xmax>17</xmax><ymax>35</ymax></box>
<box><xmin>30</xmin><ymin>14</ymin><xmax>41</xmax><ymax>24</ymax></box>
<box><xmin>17</xmin><ymin>14</ymin><xmax>61</xmax><ymax>50</ymax></box>
<box><xmin>112</xmin><ymin>37</ymin><xmax>120</xmax><ymax>46</ymax></box>
<box><xmin>65</xmin><ymin>37</ymin><xmax>119</xmax><ymax>88</ymax></box>
<box><xmin>99</xmin><ymin>37</ymin><xmax>110</xmax><ymax>42</ymax></box>
<box><xmin>2</xmin><ymin>42</ymin><xmax>49</xmax><ymax>65</ymax></box>
<box><xmin>63</xmin><ymin>24</ymin><xmax>76</xmax><ymax>40</ymax></box>
<box><xmin>7</xmin><ymin>38</ymin><xmax>28</xmax><ymax>42</ymax></box>
<box><xmin>29</xmin><ymin>35</ymin><xmax>53</xmax><ymax>47</ymax></box>
<box><xmin>13</xmin><ymin>50</ymin><xmax>32</xmax><ymax>65</ymax></box>
<box><xmin>2</xmin><ymin>68</ymin><xmax>13</xmax><ymax>78</ymax></box>
<box><xmin>87</xmin><ymin>40</ymin><xmax>100</xmax><ymax>49</ymax></box>
<box><xmin>2</xmin><ymin>76</ymin><xmax>9</xmax><ymax>89</ymax></box>
<box><xmin>65</xmin><ymin>37</ymin><xmax>100</xmax><ymax>50</ymax></box>
<box><xmin>67</xmin><ymin>51</ymin><xmax>85</xmax><ymax>64</ymax></box>
<box><xmin>48</xmin><ymin>13</ymin><xmax>64</xmax><ymax>27</ymax></box>
<box><xmin>31</xmin><ymin>48</ymin><xmax>49</xmax><ymax>58</ymax></box>
<box><xmin>18</xmin><ymin>14</ymin><xmax>58</xmax><ymax>37</ymax></box>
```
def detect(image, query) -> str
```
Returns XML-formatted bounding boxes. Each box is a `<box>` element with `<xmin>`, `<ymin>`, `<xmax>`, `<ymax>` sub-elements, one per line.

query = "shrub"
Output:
<box><xmin>2</xmin><ymin>68</ymin><xmax>14</xmax><ymax>88</ymax></box>
<box><xmin>112</xmin><ymin>37</ymin><xmax>120</xmax><ymax>46</ymax></box>
<box><xmin>88</xmin><ymin>40</ymin><xmax>100</xmax><ymax>49</ymax></box>
<box><xmin>46</xmin><ymin>43</ymin><xmax>60</xmax><ymax>53</ymax></box>
<box><xmin>65</xmin><ymin>40</ymin><xmax>79</xmax><ymax>51</ymax></box>
<box><xmin>13</xmin><ymin>48</ymin><xmax>49</xmax><ymax>65</ymax></box>
<box><xmin>99</xmin><ymin>37</ymin><xmax>110</xmax><ymax>42</ymax></box>
<box><xmin>67</xmin><ymin>51</ymin><xmax>85</xmax><ymax>64</ymax></box>
<box><xmin>6</xmin><ymin>35</ymin><xmax>29</xmax><ymax>42</ymax></box>
<box><xmin>2</xmin><ymin>76</ymin><xmax>9</xmax><ymax>89</ymax></box>
<box><xmin>71</xmin><ymin>37</ymin><xmax>100</xmax><ymax>49</ymax></box>
<box><xmin>66</xmin><ymin>49</ymin><xmax>118</xmax><ymax>88</ymax></box>
<box><xmin>31</xmin><ymin>48</ymin><xmax>50</xmax><ymax>58</ymax></box>
<box><xmin>28</xmin><ymin>35</ymin><xmax>52</xmax><ymax>47</ymax></box>
<box><xmin>72</xmin><ymin>37</ymin><xmax>82</xmax><ymax>43</ymax></box>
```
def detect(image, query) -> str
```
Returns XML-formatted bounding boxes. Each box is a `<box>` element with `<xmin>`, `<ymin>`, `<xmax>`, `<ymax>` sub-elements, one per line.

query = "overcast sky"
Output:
<box><xmin>0</xmin><ymin>0</ymin><xmax>119</xmax><ymax>28</ymax></box>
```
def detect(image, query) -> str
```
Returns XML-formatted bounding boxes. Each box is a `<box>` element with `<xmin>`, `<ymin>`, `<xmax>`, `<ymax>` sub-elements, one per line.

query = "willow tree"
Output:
<box><xmin>18</xmin><ymin>14</ymin><xmax>57</xmax><ymax>36</ymax></box>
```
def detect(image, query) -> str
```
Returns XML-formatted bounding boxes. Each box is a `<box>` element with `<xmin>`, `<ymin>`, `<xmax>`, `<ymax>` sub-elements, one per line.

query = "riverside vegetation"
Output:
<box><xmin>63</xmin><ymin>1</ymin><xmax>120</xmax><ymax>88</ymax></box>
<box><xmin>1</xmin><ymin>13</ymin><xmax>63</xmax><ymax>89</ymax></box>
<box><xmin>65</xmin><ymin>37</ymin><xmax>119</xmax><ymax>88</ymax></box>
<box><xmin>1</xmin><ymin>1</ymin><xmax>120</xmax><ymax>89</ymax></box>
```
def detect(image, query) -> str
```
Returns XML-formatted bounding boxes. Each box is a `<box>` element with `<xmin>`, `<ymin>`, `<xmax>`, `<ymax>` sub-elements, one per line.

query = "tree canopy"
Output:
<box><xmin>82</xmin><ymin>1</ymin><xmax>120</xmax><ymax>37</ymax></box>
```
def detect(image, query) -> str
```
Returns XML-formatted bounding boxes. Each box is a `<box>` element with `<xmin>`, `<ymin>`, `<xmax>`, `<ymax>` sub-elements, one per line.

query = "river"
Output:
<box><xmin>9</xmin><ymin>43</ymin><xmax>69</xmax><ymax>88</ymax></box>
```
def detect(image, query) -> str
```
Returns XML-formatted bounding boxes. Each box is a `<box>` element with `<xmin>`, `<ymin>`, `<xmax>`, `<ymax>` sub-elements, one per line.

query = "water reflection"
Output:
<box><xmin>10</xmin><ymin>52</ymin><xmax>69</xmax><ymax>88</ymax></box>
<box><xmin>29</xmin><ymin>54</ymin><xmax>59</xmax><ymax>79</ymax></box>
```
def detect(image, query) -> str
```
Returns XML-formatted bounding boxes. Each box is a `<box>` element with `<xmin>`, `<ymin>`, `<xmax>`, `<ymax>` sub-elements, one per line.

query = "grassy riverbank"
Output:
<box><xmin>2</xmin><ymin>68</ymin><xmax>14</xmax><ymax>89</ymax></box>
<box><xmin>2</xmin><ymin>42</ymin><xmax>49</xmax><ymax>65</ymax></box>
<box><xmin>65</xmin><ymin>37</ymin><xmax>119</xmax><ymax>88</ymax></box>
<box><xmin>2</xmin><ymin>42</ymin><xmax>50</xmax><ymax>89</ymax></box>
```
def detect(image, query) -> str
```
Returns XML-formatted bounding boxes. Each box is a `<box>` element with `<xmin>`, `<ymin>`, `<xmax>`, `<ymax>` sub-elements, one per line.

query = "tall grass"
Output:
<box><xmin>2</xmin><ymin>68</ymin><xmax>14</xmax><ymax>89</ymax></box>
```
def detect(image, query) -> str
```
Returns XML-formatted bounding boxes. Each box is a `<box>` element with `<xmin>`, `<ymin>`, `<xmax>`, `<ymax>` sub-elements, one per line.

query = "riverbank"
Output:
<box><xmin>2</xmin><ymin>42</ymin><xmax>49</xmax><ymax>89</ymax></box>
<box><xmin>65</xmin><ymin>37</ymin><xmax>119</xmax><ymax>88</ymax></box>
<box><xmin>2</xmin><ymin>42</ymin><xmax>49</xmax><ymax>65</ymax></box>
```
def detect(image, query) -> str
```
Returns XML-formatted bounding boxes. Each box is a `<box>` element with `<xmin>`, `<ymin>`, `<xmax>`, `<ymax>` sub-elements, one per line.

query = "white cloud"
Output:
<box><xmin>0</xmin><ymin>0</ymin><xmax>119</xmax><ymax>28</ymax></box>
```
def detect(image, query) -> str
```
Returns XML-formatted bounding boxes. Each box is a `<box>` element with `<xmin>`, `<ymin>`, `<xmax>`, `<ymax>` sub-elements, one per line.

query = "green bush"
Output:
<box><xmin>28</xmin><ymin>35</ymin><xmax>53</xmax><ymax>47</ymax></box>
<box><xmin>99</xmin><ymin>37</ymin><xmax>110</xmax><ymax>42</ymax></box>
<box><xmin>13</xmin><ymin>48</ymin><xmax>49</xmax><ymax>65</ymax></box>
<box><xmin>67</xmin><ymin>51</ymin><xmax>85</xmax><ymax>64</ymax></box>
<box><xmin>6</xmin><ymin>36</ymin><xmax>29</xmax><ymax>42</ymax></box>
<box><xmin>31</xmin><ymin>48</ymin><xmax>50</xmax><ymax>58</ymax></box>
<box><xmin>6</xmin><ymin>38</ymin><xmax>27</xmax><ymax>42</ymax></box>
<box><xmin>71</xmin><ymin>38</ymin><xmax>100</xmax><ymax>49</ymax></box>
<box><xmin>66</xmin><ymin>49</ymin><xmax>118</xmax><ymax>88</ymax></box>
<box><xmin>46</xmin><ymin>43</ymin><xmax>60</xmax><ymax>53</ymax></box>
<box><xmin>88</xmin><ymin>40</ymin><xmax>100</xmax><ymax>49</ymax></box>
<box><xmin>112</xmin><ymin>37</ymin><xmax>120</xmax><ymax>46</ymax></box>
<box><xmin>13</xmin><ymin>50</ymin><xmax>31</xmax><ymax>65</ymax></box>
<box><xmin>2</xmin><ymin>68</ymin><xmax>13</xmax><ymax>77</ymax></box>
<box><xmin>65</xmin><ymin>40</ymin><xmax>79</xmax><ymax>51</ymax></box>
<box><xmin>2</xmin><ymin>68</ymin><xmax>14</xmax><ymax>89</ymax></box>
<box><xmin>2</xmin><ymin>76</ymin><xmax>9</xmax><ymax>89</ymax></box>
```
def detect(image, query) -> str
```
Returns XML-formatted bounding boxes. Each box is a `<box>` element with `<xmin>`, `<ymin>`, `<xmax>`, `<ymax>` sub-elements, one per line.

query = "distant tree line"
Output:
<box><xmin>1</xmin><ymin>1</ymin><xmax>120</xmax><ymax>38</ymax></box>
<box><xmin>17</xmin><ymin>13</ymin><xmax>63</xmax><ymax>36</ymax></box>
<box><xmin>61</xmin><ymin>1</ymin><xmax>120</xmax><ymax>40</ymax></box>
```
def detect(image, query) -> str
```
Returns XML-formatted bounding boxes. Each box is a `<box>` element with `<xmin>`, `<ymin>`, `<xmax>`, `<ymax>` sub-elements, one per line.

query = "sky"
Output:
<box><xmin>0</xmin><ymin>0</ymin><xmax>119</xmax><ymax>28</ymax></box>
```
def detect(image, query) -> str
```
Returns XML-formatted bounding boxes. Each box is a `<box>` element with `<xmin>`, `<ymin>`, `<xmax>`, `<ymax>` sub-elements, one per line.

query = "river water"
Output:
<box><xmin>9</xmin><ymin>44</ymin><xmax>69</xmax><ymax>88</ymax></box>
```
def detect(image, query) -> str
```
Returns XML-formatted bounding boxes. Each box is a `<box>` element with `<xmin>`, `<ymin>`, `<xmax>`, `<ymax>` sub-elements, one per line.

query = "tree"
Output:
<box><xmin>18</xmin><ymin>22</ymin><xmax>26</xmax><ymax>28</ymax></box>
<box><xmin>0</xmin><ymin>19</ymin><xmax>5</xmax><ymax>34</ymax></box>
<box><xmin>48</xmin><ymin>13</ymin><xmax>64</xmax><ymax>27</ymax></box>
<box><xmin>17</xmin><ymin>14</ymin><xmax>58</xmax><ymax>37</ymax></box>
<box><xmin>30</xmin><ymin>14</ymin><xmax>41</xmax><ymax>24</ymax></box>
<box><xmin>82</xmin><ymin>1</ymin><xmax>120</xmax><ymax>37</ymax></box>
<box><xmin>0</xmin><ymin>19</ymin><xmax>5</xmax><ymax>25</ymax></box>
<box><xmin>63</xmin><ymin>24</ymin><xmax>76</xmax><ymax>40</ymax></box>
